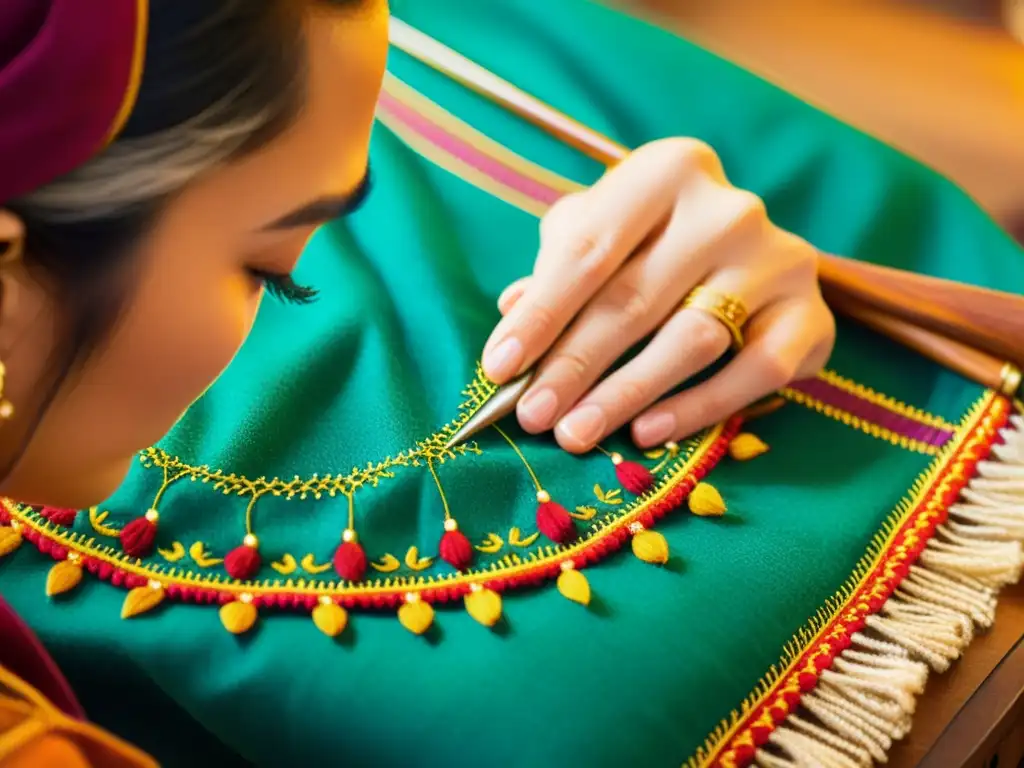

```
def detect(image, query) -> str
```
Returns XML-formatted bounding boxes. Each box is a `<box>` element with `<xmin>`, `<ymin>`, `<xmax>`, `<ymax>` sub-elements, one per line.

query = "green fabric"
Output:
<box><xmin>2</xmin><ymin>1</ymin><xmax>1022</xmax><ymax>767</ymax></box>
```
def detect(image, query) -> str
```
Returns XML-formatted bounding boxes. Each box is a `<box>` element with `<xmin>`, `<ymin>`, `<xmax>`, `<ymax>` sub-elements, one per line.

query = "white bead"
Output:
<box><xmin>536</xmin><ymin>490</ymin><xmax>551</xmax><ymax>504</ymax></box>
<box><xmin>628</xmin><ymin>522</ymin><xmax>644</xmax><ymax>535</ymax></box>
<box><xmin>404</xmin><ymin>592</ymin><xmax>420</xmax><ymax>603</ymax></box>
<box><xmin>610</xmin><ymin>452</ymin><xmax>623</xmax><ymax>465</ymax></box>
<box><xmin>560</xmin><ymin>560</ymin><xmax>575</xmax><ymax>572</ymax></box>
<box><xmin>444</xmin><ymin>518</ymin><xmax>458</xmax><ymax>532</ymax></box>
<box><xmin>144</xmin><ymin>508</ymin><xmax>159</xmax><ymax>523</ymax></box>
<box><xmin>147</xmin><ymin>579</ymin><xmax>162</xmax><ymax>590</ymax></box>
<box><xmin>240</xmin><ymin>593</ymin><xmax>254</xmax><ymax>604</ymax></box>
<box><xmin>243</xmin><ymin>534</ymin><xmax>259</xmax><ymax>548</ymax></box>
<box><xmin>342</xmin><ymin>529</ymin><xmax>357</xmax><ymax>543</ymax></box>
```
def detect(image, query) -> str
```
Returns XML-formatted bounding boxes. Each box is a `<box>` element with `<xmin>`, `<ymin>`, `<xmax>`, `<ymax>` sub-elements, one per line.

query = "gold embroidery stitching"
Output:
<box><xmin>6</xmin><ymin>429</ymin><xmax>709</xmax><ymax>597</ymax></box>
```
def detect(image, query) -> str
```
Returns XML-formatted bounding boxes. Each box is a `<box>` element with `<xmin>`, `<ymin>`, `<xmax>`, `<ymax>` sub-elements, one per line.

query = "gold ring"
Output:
<box><xmin>999</xmin><ymin>362</ymin><xmax>1022</xmax><ymax>397</ymax></box>
<box><xmin>683</xmin><ymin>286</ymin><xmax>749</xmax><ymax>350</ymax></box>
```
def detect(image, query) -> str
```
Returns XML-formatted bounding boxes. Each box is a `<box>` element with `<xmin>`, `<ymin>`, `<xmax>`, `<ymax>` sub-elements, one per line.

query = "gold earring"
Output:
<box><xmin>0</xmin><ymin>360</ymin><xmax>13</xmax><ymax>420</ymax></box>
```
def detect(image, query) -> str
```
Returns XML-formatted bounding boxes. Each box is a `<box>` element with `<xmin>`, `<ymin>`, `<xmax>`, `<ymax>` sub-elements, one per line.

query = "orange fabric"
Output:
<box><xmin>0</xmin><ymin>665</ymin><xmax>157</xmax><ymax>768</ymax></box>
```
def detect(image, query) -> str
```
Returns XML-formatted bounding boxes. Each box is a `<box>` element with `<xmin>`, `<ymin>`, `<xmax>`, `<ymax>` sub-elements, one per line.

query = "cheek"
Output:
<box><xmin>103</xmin><ymin>267</ymin><xmax>260</xmax><ymax>437</ymax></box>
<box><xmin>10</xmin><ymin>261</ymin><xmax>260</xmax><ymax>507</ymax></box>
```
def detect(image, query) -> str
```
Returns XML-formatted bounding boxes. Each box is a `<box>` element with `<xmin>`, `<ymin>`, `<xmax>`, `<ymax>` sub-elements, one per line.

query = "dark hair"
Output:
<box><xmin>4</xmin><ymin>0</ymin><xmax>353</xmax><ymax>472</ymax></box>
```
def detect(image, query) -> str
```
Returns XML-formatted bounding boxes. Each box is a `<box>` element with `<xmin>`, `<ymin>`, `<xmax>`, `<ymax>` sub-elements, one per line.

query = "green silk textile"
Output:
<box><xmin>1</xmin><ymin>2</ymin><xmax>1022</xmax><ymax>767</ymax></box>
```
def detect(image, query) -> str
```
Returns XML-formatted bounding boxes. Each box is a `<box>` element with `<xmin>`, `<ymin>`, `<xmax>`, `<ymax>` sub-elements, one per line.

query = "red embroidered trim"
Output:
<box><xmin>707</xmin><ymin>395</ymin><xmax>1010</xmax><ymax>768</ymax></box>
<box><xmin>6</xmin><ymin>418</ymin><xmax>741</xmax><ymax>612</ymax></box>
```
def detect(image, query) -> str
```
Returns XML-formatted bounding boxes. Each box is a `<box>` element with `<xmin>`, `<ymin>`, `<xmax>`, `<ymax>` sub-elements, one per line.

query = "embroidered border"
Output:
<box><xmin>687</xmin><ymin>391</ymin><xmax>1009</xmax><ymax>767</ymax></box>
<box><xmin>3</xmin><ymin>420</ymin><xmax>738</xmax><ymax>609</ymax></box>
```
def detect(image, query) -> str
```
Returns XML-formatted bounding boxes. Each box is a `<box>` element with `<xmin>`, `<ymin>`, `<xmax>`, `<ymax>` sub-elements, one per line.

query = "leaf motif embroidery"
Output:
<box><xmin>188</xmin><ymin>541</ymin><xmax>223</xmax><ymax>568</ymax></box>
<box><xmin>571</xmin><ymin>506</ymin><xmax>597</xmax><ymax>521</ymax></box>
<box><xmin>157</xmin><ymin>542</ymin><xmax>186</xmax><ymax>563</ymax></box>
<box><xmin>89</xmin><ymin>507</ymin><xmax>119</xmax><ymax>538</ymax></box>
<box><xmin>271</xmin><ymin>554</ymin><xmax>298</xmax><ymax>575</ymax></box>
<box><xmin>508</xmin><ymin>527</ymin><xmax>539</xmax><ymax>548</ymax></box>
<box><xmin>371</xmin><ymin>554</ymin><xmax>401</xmax><ymax>573</ymax></box>
<box><xmin>404</xmin><ymin>546</ymin><xmax>433</xmax><ymax>571</ymax></box>
<box><xmin>300</xmin><ymin>554</ymin><xmax>332</xmax><ymax>575</ymax></box>
<box><xmin>593</xmin><ymin>484</ymin><xmax>623</xmax><ymax>506</ymax></box>
<box><xmin>474</xmin><ymin>533</ymin><xmax>504</xmax><ymax>554</ymax></box>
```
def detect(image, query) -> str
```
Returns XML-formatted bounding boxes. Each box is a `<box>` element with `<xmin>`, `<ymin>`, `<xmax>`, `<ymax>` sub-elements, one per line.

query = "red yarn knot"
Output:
<box><xmin>224</xmin><ymin>543</ymin><xmax>262</xmax><ymax>581</ymax></box>
<box><xmin>40</xmin><ymin>507</ymin><xmax>79</xmax><ymax>527</ymax></box>
<box><xmin>333</xmin><ymin>540</ymin><xmax>367</xmax><ymax>582</ymax></box>
<box><xmin>120</xmin><ymin>516</ymin><xmax>158</xmax><ymax>558</ymax></box>
<box><xmin>615</xmin><ymin>460</ymin><xmax>654</xmax><ymax>495</ymax></box>
<box><xmin>439</xmin><ymin>529</ymin><xmax>473</xmax><ymax>570</ymax></box>
<box><xmin>536</xmin><ymin>500</ymin><xmax>575</xmax><ymax>543</ymax></box>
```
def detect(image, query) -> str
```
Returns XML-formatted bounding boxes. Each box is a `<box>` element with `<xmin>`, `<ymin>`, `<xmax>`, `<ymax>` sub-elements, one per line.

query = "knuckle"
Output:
<box><xmin>603</xmin><ymin>278</ymin><xmax>652</xmax><ymax>328</ymax></box>
<box><xmin>752</xmin><ymin>348</ymin><xmax>799</xmax><ymax>390</ymax></box>
<box><xmin>687</xmin><ymin>312</ymin><xmax>731</xmax><ymax>359</ymax></box>
<box><xmin>727</xmin><ymin>190</ymin><xmax>769</xmax><ymax>237</ymax></box>
<box><xmin>518</xmin><ymin>301</ymin><xmax>560</xmax><ymax>340</ymax></box>
<box><xmin>539</xmin><ymin>193</ymin><xmax>581</xmax><ymax>238</ymax></box>
<box><xmin>660</xmin><ymin>137</ymin><xmax>721</xmax><ymax>178</ymax></box>
<box><xmin>547</xmin><ymin>348</ymin><xmax>592</xmax><ymax>382</ymax></box>
<box><xmin>612</xmin><ymin>377</ymin><xmax>652</xmax><ymax>414</ymax></box>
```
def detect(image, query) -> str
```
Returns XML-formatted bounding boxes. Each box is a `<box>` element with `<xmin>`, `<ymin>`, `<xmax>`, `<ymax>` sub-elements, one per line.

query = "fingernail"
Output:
<box><xmin>497</xmin><ymin>284</ymin><xmax>524</xmax><ymax>314</ymax></box>
<box><xmin>483</xmin><ymin>337</ymin><xmax>524</xmax><ymax>382</ymax></box>
<box><xmin>518</xmin><ymin>387</ymin><xmax>559</xmax><ymax>430</ymax></box>
<box><xmin>633</xmin><ymin>412</ymin><xmax>677</xmax><ymax>447</ymax></box>
<box><xmin>556</xmin><ymin>404</ymin><xmax>607</xmax><ymax>449</ymax></box>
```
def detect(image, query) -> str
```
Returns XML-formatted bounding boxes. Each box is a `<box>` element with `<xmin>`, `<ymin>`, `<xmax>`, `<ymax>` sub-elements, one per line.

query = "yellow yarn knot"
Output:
<box><xmin>631</xmin><ymin>529</ymin><xmax>669</xmax><ymax>564</ymax></box>
<box><xmin>312</xmin><ymin>602</ymin><xmax>349</xmax><ymax>637</ymax></box>
<box><xmin>398</xmin><ymin>597</ymin><xmax>435</xmax><ymax>635</ymax></box>
<box><xmin>689</xmin><ymin>482</ymin><xmax>726</xmax><ymax>517</ymax></box>
<box><xmin>46</xmin><ymin>560</ymin><xmax>83</xmax><ymax>597</ymax></box>
<box><xmin>0</xmin><ymin>526</ymin><xmax>22</xmax><ymax>558</ymax></box>
<box><xmin>557</xmin><ymin>567</ymin><xmax>591</xmax><ymax>606</ymax></box>
<box><xmin>728</xmin><ymin>433</ymin><xmax>769</xmax><ymax>461</ymax></box>
<box><xmin>220</xmin><ymin>600</ymin><xmax>258</xmax><ymax>635</ymax></box>
<box><xmin>121</xmin><ymin>583</ymin><xmax>166</xmax><ymax>619</ymax></box>
<box><xmin>465</xmin><ymin>587</ymin><xmax>503</xmax><ymax>627</ymax></box>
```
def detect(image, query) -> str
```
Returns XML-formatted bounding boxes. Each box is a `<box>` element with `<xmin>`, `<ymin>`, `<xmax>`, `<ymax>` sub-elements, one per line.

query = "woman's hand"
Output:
<box><xmin>482</xmin><ymin>138</ymin><xmax>835</xmax><ymax>452</ymax></box>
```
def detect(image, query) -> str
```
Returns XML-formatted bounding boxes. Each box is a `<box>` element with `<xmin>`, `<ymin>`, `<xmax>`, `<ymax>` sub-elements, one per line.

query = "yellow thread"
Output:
<box><xmin>781</xmin><ymin>388</ymin><xmax>940</xmax><ymax>456</ymax></box>
<box><xmin>157</xmin><ymin>542</ymin><xmax>186</xmax><ymax>563</ymax></box>
<box><xmin>371</xmin><ymin>554</ymin><xmax>401</xmax><ymax>573</ymax></box>
<box><xmin>139</xmin><ymin>367</ymin><xmax>495</xmax><ymax>503</ymax></box>
<box><xmin>4</xmin><ymin>426</ymin><xmax>719</xmax><ymax>598</ymax></box>
<box><xmin>427</xmin><ymin>459</ymin><xmax>452</xmax><ymax>521</ymax></box>
<box><xmin>593</xmin><ymin>485</ymin><xmax>623</xmax><ymax>506</ymax></box>
<box><xmin>685</xmin><ymin>392</ymin><xmax>997</xmax><ymax>767</ymax></box>
<box><xmin>188</xmin><ymin>541</ymin><xmax>222</xmax><ymax>568</ymax></box>
<box><xmin>404</xmin><ymin>546</ymin><xmax>433</xmax><ymax>571</ymax></box>
<box><xmin>345</xmin><ymin>493</ymin><xmax>355</xmax><ymax>533</ymax></box>
<box><xmin>300</xmin><ymin>554</ymin><xmax>332</xmax><ymax>575</ymax></box>
<box><xmin>475</xmin><ymin>533</ymin><xmax>504</xmax><ymax>554</ymax></box>
<box><xmin>571</xmin><ymin>506</ymin><xmax>598</xmax><ymax>521</ymax></box>
<box><xmin>244</xmin><ymin>493</ymin><xmax>265</xmax><ymax>537</ymax></box>
<box><xmin>271</xmin><ymin>554</ymin><xmax>297</xmax><ymax>575</ymax></box>
<box><xmin>88</xmin><ymin>508</ymin><xmax>119</xmax><ymax>538</ymax></box>
<box><xmin>491</xmin><ymin>424</ymin><xmax>543</xmax><ymax>491</ymax></box>
<box><xmin>508</xmin><ymin>527</ymin><xmax>539</xmax><ymax>548</ymax></box>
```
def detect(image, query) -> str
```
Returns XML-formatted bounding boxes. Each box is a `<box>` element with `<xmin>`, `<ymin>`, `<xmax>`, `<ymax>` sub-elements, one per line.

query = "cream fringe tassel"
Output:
<box><xmin>755</xmin><ymin>415</ymin><xmax>1024</xmax><ymax>767</ymax></box>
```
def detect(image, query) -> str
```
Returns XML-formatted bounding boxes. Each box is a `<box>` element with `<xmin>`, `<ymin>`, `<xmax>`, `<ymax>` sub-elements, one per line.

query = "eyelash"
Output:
<box><xmin>248</xmin><ymin>269</ymin><xmax>319</xmax><ymax>305</ymax></box>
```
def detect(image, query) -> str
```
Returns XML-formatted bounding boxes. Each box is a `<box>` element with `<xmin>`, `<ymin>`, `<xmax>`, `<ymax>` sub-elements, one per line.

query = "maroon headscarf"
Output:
<box><xmin>0</xmin><ymin>0</ymin><xmax>147</xmax><ymax>205</ymax></box>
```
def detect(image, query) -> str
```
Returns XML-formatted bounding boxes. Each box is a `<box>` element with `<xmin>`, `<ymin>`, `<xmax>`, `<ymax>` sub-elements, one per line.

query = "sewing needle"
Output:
<box><xmin>444</xmin><ymin>371</ymin><xmax>535</xmax><ymax>449</ymax></box>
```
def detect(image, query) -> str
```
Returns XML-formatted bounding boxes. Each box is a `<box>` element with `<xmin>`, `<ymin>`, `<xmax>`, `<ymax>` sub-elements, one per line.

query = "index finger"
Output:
<box><xmin>481</xmin><ymin>149</ymin><xmax>683</xmax><ymax>383</ymax></box>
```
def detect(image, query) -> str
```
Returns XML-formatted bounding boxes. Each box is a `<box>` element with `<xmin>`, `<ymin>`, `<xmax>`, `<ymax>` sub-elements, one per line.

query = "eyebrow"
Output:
<box><xmin>265</xmin><ymin>168</ymin><xmax>373</xmax><ymax>230</ymax></box>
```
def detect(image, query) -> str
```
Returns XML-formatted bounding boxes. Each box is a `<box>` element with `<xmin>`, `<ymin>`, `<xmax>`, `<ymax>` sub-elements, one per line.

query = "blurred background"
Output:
<box><xmin>628</xmin><ymin>0</ymin><xmax>1024</xmax><ymax>243</ymax></box>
